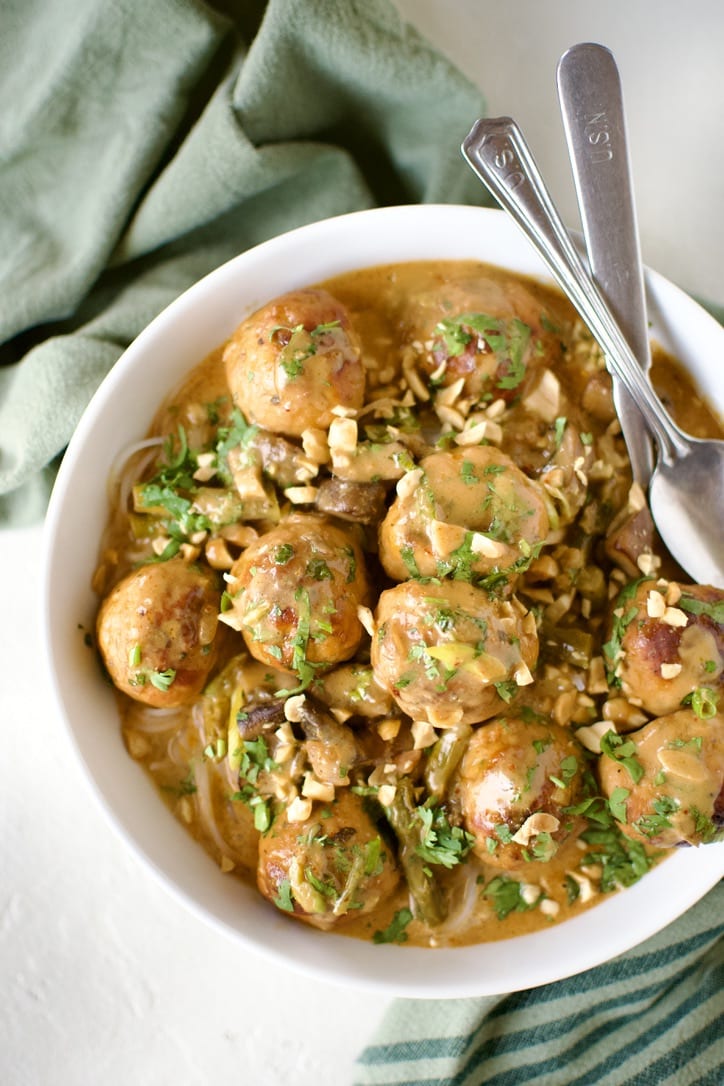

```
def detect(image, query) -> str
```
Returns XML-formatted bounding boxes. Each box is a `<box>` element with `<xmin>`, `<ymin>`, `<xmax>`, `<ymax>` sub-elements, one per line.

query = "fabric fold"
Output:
<box><xmin>0</xmin><ymin>0</ymin><xmax>489</xmax><ymax>523</ymax></box>
<box><xmin>354</xmin><ymin>880</ymin><xmax>723</xmax><ymax>1086</ymax></box>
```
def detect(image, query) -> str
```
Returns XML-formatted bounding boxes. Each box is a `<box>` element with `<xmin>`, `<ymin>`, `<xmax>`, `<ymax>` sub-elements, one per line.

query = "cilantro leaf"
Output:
<box><xmin>415</xmin><ymin>806</ymin><xmax>475</xmax><ymax>870</ymax></box>
<box><xmin>678</xmin><ymin>596</ymin><xmax>724</xmax><ymax>625</ymax></box>
<box><xmin>372</xmin><ymin>907</ymin><xmax>414</xmax><ymax>944</ymax></box>
<box><xmin>482</xmin><ymin>875</ymin><xmax>540</xmax><ymax>920</ymax></box>
<box><xmin>273</xmin><ymin>878</ymin><xmax>295</xmax><ymax>913</ymax></box>
<box><xmin>600</xmin><ymin>731</ymin><xmax>645</xmax><ymax>784</ymax></box>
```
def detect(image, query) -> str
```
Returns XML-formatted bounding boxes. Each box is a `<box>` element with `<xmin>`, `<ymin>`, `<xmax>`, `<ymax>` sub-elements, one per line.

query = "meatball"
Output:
<box><xmin>379</xmin><ymin>446</ymin><xmax>549</xmax><ymax>583</ymax></box>
<box><xmin>96</xmin><ymin>558</ymin><xmax>220</xmax><ymax>708</ymax></box>
<box><xmin>223</xmin><ymin>288</ymin><xmax>365</xmax><ymax>436</ymax></box>
<box><xmin>257</xmin><ymin>792</ymin><xmax>399</xmax><ymax>928</ymax></box>
<box><xmin>371</xmin><ymin>580</ymin><xmax>539</xmax><ymax>728</ymax></box>
<box><xmin>228</xmin><ymin>514</ymin><xmax>369</xmax><ymax>677</ymax></box>
<box><xmin>454</xmin><ymin>717</ymin><xmax>586</xmax><ymax>867</ymax></box>
<box><xmin>411</xmin><ymin>276</ymin><xmax>565</xmax><ymax>404</ymax></box>
<box><xmin>613</xmin><ymin>580</ymin><xmax>724</xmax><ymax>717</ymax></box>
<box><xmin>598</xmin><ymin>710</ymin><xmax>724</xmax><ymax>847</ymax></box>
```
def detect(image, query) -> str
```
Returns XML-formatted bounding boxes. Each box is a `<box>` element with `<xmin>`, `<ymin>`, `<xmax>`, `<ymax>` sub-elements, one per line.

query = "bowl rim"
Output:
<box><xmin>42</xmin><ymin>203</ymin><xmax>724</xmax><ymax>997</ymax></box>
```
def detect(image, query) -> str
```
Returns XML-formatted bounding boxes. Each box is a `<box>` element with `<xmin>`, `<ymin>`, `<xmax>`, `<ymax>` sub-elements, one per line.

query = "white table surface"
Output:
<box><xmin>2</xmin><ymin>4</ymin><xmax>723</xmax><ymax>1084</ymax></box>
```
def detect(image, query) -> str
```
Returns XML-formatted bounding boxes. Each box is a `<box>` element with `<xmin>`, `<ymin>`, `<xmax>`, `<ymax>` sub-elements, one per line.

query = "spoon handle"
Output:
<box><xmin>557</xmin><ymin>42</ymin><xmax>655</xmax><ymax>486</ymax></box>
<box><xmin>461</xmin><ymin>117</ymin><xmax>686</xmax><ymax>463</ymax></box>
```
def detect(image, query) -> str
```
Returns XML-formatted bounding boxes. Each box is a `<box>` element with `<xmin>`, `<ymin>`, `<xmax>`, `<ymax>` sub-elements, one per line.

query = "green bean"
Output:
<box><xmin>384</xmin><ymin>777</ymin><xmax>446</xmax><ymax>927</ymax></box>
<box><xmin>424</xmin><ymin>722</ymin><xmax>472</xmax><ymax>802</ymax></box>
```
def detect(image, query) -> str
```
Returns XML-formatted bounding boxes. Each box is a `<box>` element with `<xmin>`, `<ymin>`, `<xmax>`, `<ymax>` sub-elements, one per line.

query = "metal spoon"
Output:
<box><xmin>557</xmin><ymin>41</ymin><xmax>654</xmax><ymax>487</ymax></box>
<box><xmin>461</xmin><ymin>116</ymin><xmax>724</xmax><ymax>587</ymax></box>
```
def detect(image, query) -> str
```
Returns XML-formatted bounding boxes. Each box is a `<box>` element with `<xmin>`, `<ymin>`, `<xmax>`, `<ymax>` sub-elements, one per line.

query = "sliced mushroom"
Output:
<box><xmin>294</xmin><ymin>695</ymin><xmax>359</xmax><ymax>783</ymax></box>
<box><xmin>236</xmin><ymin>699</ymin><xmax>287</xmax><ymax>740</ymax></box>
<box><xmin>316</xmin><ymin>477</ymin><xmax>388</xmax><ymax>524</ymax></box>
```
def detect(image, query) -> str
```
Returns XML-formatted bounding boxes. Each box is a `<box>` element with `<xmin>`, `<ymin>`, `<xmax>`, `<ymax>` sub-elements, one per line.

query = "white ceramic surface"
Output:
<box><xmin>42</xmin><ymin>205</ymin><xmax>724</xmax><ymax>998</ymax></box>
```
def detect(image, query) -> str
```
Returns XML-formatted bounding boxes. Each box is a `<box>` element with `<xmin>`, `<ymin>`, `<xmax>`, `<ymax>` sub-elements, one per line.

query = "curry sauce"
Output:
<box><xmin>94</xmin><ymin>261</ymin><xmax>724</xmax><ymax>947</ymax></box>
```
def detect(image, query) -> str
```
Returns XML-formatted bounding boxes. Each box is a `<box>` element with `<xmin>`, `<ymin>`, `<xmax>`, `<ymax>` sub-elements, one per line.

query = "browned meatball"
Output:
<box><xmin>612</xmin><ymin>580</ymin><xmax>724</xmax><ymax>716</ymax></box>
<box><xmin>379</xmin><ymin>446</ymin><xmax>549</xmax><ymax>583</ymax></box>
<box><xmin>598</xmin><ymin>710</ymin><xmax>724</xmax><ymax>847</ymax></box>
<box><xmin>228</xmin><ymin>514</ymin><xmax>369</xmax><ymax>677</ymax></box>
<box><xmin>411</xmin><ymin>275</ymin><xmax>564</xmax><ymax>404</ymax></box>
<box><xmin>454</xmin><ymin>717</ymin><xmax>586</xmax><ymax>867</ymax></box>
<box><xmin>257</xmin><ymin>792</ymin><xmax>399</xmax><ymax>928</ymax></box>
<box><xmin>371</xmin><ymin>580</ymin><xmax>539</xmax><ymax>728</ymax></box>
<box><xmin>223</xmin><ymin>288</ymin><xmax>365</xmax><ymax>436</ymax></box>
<box><xmin>96</xmin><ymin>558</ymin><xmax>220</xmax><ymax>708</ymax></box>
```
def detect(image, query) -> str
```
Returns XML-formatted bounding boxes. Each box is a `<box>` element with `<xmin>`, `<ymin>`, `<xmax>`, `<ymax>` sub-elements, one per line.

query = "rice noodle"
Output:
<box><xmin>108</xmin><ymin>437</ymin><xmax>165</xmax><ymax>509</ymax></box>
<box><xmin>429</xmin><ymin>866</ymin><xmax>480</xmax><ymax>941</ymax></box>
<box><xmin>163</xmin><ymin>731</ymin><xmax>189</xmax><ymax>770</ymax></box>
<box><xmin>193</xmin><ymin>758</ymin><xmax>234</xmax><ymax>859</ymax></box>
<box><xmin>125</xmin><ymin>703</ymin><xmax>186</xmax><ymax>734</ymax></box>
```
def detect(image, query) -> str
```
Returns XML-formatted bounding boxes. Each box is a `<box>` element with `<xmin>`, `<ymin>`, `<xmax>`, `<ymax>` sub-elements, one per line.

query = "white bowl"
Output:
<box><xmin>42</xmin><ymin>205</ymin><xmax>724</xmax><ymax>997</ymax></box>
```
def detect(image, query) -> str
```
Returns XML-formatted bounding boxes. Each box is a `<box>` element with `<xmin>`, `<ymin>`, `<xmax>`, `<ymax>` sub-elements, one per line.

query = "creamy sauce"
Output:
<box><xmin>95</xmin><ymin>260</ymin><xmax>723</xmax><ymax>948</ymax></box>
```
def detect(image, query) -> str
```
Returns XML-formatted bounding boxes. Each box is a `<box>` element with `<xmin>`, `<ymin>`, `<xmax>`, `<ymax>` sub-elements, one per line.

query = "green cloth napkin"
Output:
<box><xmin>0</xmin><ymin>0</ymin><xmax>489</xmax><ymax>523</ymax></box>
<box><xmin>355</xmin><ymin>880</ymin><xmax>723</xmax><ymax>1085</ymax></box>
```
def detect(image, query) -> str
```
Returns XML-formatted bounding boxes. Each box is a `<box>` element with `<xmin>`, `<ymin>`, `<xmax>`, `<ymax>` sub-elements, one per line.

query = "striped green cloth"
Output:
<box><xmin>355</xmin><ymin>881</ymin><xmax>723</xmax><ymax>1086</ymax></box>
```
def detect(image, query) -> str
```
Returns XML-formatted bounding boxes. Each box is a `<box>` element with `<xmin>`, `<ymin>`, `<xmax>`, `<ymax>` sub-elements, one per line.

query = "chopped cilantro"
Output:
<box><xmin>414</xmin><ymin>805</ymin><xmax>475</xmax><ymax>870</ymax></box>
<box><xmin>275</xmin><ymin>588</ymin><xmax>322</xmax><ymax>695</ymax></box>
<box><xmin>271</xmin><ymin>320</ymin><xmax>342</xmax><ymax>380</ymax></box>
<box><xmin>231</xmin><ymin>737</ymin><xmax>278</xmax><ymax>833</ymax></box>
<box><xmin>215</xmin><ymin>408</ymin><xmax>258</xmax><ymax>484</ymax></box>
<box><xmin>364</xmin><ymin>837</ymin><xmax>384</xmax><ymax>877</ymax></box>
<box><xmin>608</xmin><ymin>786</ymin><xmax>630</xmax><ymax>822</ymax></box>
<box><xmin>460</xmin><ymin>460</ymin><xmax>478</xmax><ymax>486</ymax></box>
<box><xmin>306</xmin><ymin>557</ymin><xmax>333</xmax><ymax>581</ymax></box>
<box><xmin>274</xmin><ymin>543</ymin><xmax>295</xmax><ymax>565</ymax></box>
<box><xmin>667</xmin><ymin>736</ymin><xmax>703</xmax><ymax>752</ymax></box>
<box><xmin>549</xmin><ymin>755</ymin><xmax>579</xmax><ymax>790</ymax></box>
<box><xmin>602</xmin><ymin>578</ymin><xmax>649</xmax><ymax>684</ymax></box>
<box><xmin>579</xmin><ymin>823</ymin><xmax>654</xmax><ymax>890</ymax></box>
<box><xmin>137</xmin><ymin>482</ymin><xmax>211</xmax><ymax>541</ymax></box>
<box><xmin>372</xmin><ymin>907</ymin><xmax>413</xmax><ymax>944</ymax></box>
<box><xmin>274</xmin><ymin>879</ymin><xmax>295</xmax><ymax>913</ymax></box>
<box><xmin>632</xmin><ymin>795</ymin><xmax>679</xmax><ymax>839</ymax></box>
<box><xmin>532</xmin><ymin>736</ymin><xmax>552</xmax><ymax>754</ymax></box>
<box><xmin>162</xmin><ymin>767</ymin><xmax>196</xmax><ymax>797</ymax></box>
<box><xmin>483</xmin><ymin>875</ymin><xmax>540</xmax><ymax>920</ymax></box>
<box><xmin>304</xmin><ymin>867</ymin><xmax>337</xmax><ymax>900</ymax></box>
<box><xmin>565</xmin><ymin>874</ymin><xmax>581</xmax><ymax>904</ymax></box>
<box><xmin>436</xmin><ymin>531</ymin><xmax>477</xmax><ymax>582</ymax></box>
<box><xmin>600</xmin><ymin>731</ymin><xmax>645</xmax><ymax>784</ymax></box>
<box><xmin>494</xmin><ymin>679</ymin><xmax>518</xmax><ymax>704</ymax></box>
<box><xmin>434</xmin><ymin>312</ymin><xmax>531</xmax><ymax>393</ymax></box>
<box><xmin>408</xmin><ymin>642</ymin><xmax>442</xmax><ymax>683</ymax></box>
<box><xmin>678</xmin><ymin>596</ymin><xmax>724</xmax><ymax>625</ymax></box>
<box><xmin>400</xmin><ymin>545</ymin><xmax>421</xmax><ymax>579</ymax></box>
<box><xmin>691</xmin><ymin>807</ymin><xmax>723</xmax><ymax>843</ymax></box>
